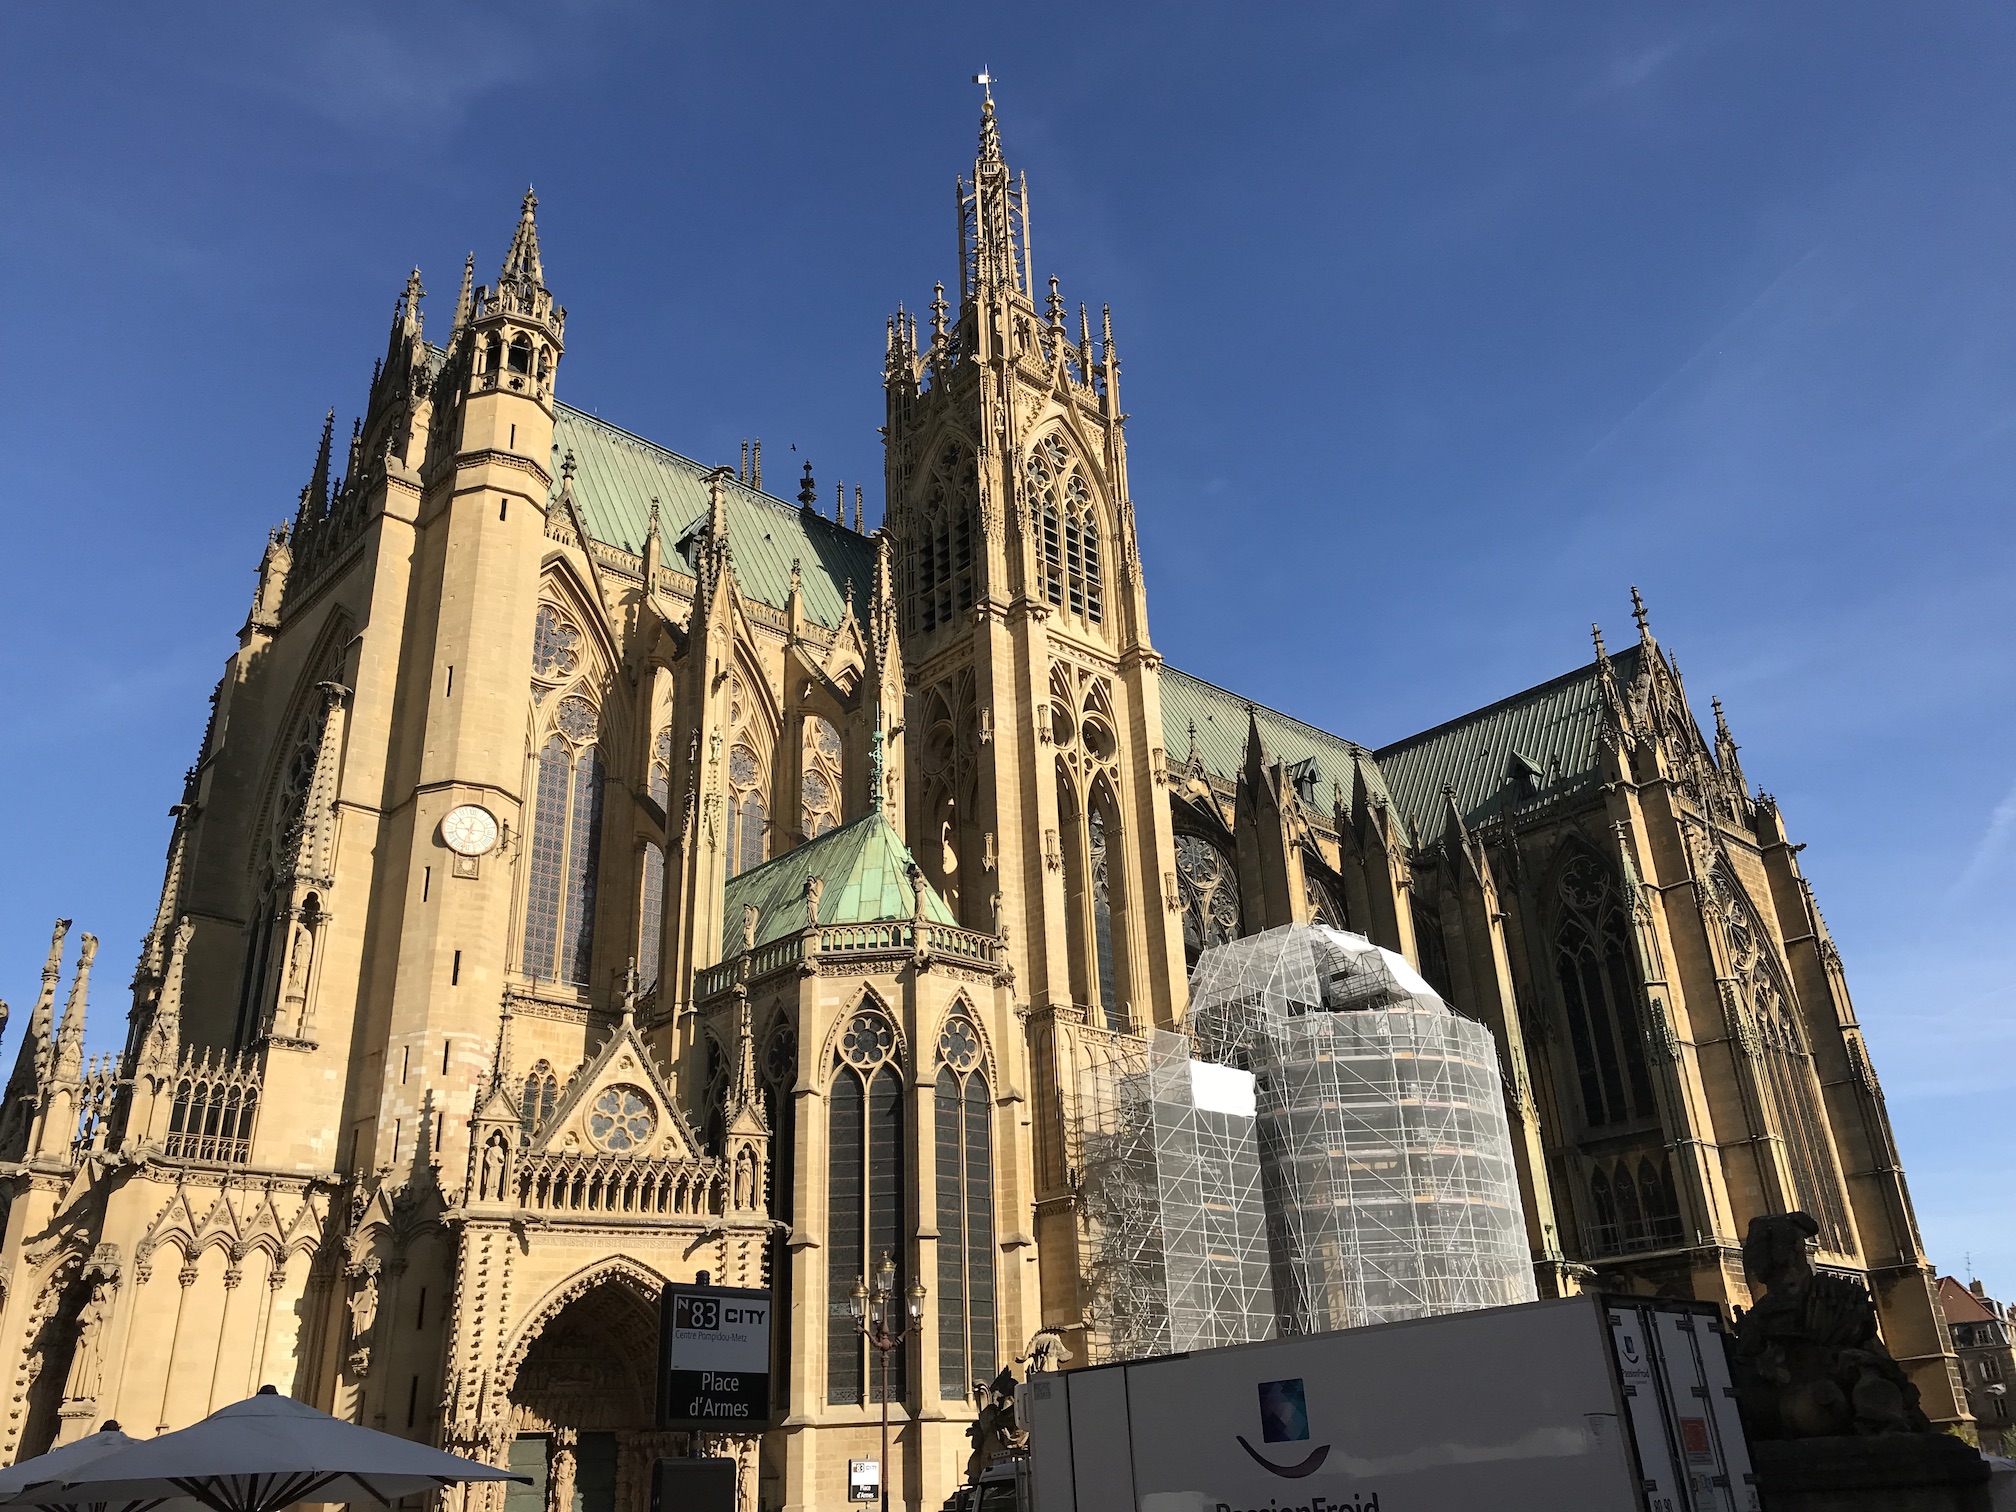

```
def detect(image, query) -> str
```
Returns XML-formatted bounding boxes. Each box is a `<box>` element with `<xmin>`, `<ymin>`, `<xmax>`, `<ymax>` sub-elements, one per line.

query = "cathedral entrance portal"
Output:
<box><xmin>503</xmin><ymin>1273</ymin><xmax>674</xmax><ymax>1512</ymax></box>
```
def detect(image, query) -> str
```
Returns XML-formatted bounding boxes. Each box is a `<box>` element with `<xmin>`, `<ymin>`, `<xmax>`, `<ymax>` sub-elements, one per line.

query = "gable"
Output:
<box><xmin>530</xmin><ymin>1017</ymin><xmax>700</xmax><ymax>1162</ymax></box>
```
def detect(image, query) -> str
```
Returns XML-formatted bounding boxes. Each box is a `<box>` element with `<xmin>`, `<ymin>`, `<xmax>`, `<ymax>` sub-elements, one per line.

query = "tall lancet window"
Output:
<box><xmin>934</xmin><ymin>1011</ymin><xmax>996</xmax><ymax>1398</ymax></box>
<box><xmin>827</xmin><ymin>1006</ymin><xmax>906</xmax><ymax>1405</ymax></box>
<box><xmin>1027</xmin><ymin>434</ymin><xmax>1104</xmax><ymax>626</ymax></box>
<box><xmin>912</xmin><ymin>443</ymin><xmax>978</xmax><ymax>634</ymax></box>
<box><xmin>1089</xmin><ymin>795</ymin><xmax>1121</xmax><ymax>1030</ymax></box>
<box><xmin>1552</xmin><ymin>851</ymin><xmax>1655</xmax><ymax>1129</ymax></box>
<box><xmin>522</xmin><ymin>694</ymin><xmax>604</xmax><ymax>985</ymax></box>
<box><xmin>726</xmin><ymin>743</ymin><xmax>768</xmax><ymax>877</ymax></box>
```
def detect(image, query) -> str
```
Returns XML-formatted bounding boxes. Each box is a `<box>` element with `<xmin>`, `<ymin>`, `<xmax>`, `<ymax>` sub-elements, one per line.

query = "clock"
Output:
<box><xmin>441</xmin><ymin>804</ymin><xmax>500</xmax><ymax>857</ymax></box>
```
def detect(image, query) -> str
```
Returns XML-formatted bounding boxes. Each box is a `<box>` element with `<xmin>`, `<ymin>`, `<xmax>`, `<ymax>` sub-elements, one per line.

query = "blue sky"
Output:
<box><xmin>3</xmin><ymin>5</ymin><xmax>2012</xmax><ymax>1291</ymax></box>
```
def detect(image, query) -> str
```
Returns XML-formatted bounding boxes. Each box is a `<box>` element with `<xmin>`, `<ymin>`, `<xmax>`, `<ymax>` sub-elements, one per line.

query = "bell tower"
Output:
<box><xmin>884</xmin><ymin>91</ymin><xmax>1186</xmax><ymax>1032</ymax></box>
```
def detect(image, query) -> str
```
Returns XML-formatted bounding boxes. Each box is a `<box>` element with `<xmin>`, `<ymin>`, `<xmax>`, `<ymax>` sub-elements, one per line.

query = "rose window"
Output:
<box><xmin>555</xmin><ymin>695</ymin><xmax>599</xmax><ymax>743</ymax></box>
<box><xmin>938</xmin><ymin>1016</ymin><xmax>980</xmax><ymax>1073</ymax></box>
<box><xmin>587</xmin><ymin>1084</ymin><xmax>656</xmax><ymax>1152</ymax></box>
<box><xmin>840</xmin><ymin>1011</ymin><xmax>895</xmax><ymax>1068</ymax></box>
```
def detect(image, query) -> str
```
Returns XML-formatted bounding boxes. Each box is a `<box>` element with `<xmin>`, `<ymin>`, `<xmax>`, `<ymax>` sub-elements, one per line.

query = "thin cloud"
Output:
<box><xmin>1952</xmin><ymin>773</ymin><xmax>2016</xmax><ymax>897</ymax></box>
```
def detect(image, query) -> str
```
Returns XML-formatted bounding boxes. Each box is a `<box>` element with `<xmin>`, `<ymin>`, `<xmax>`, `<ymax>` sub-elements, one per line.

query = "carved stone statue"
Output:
<box><xmin>347</xmin><ymin>1267</ymin><xmax>379</xmax><ymax>1345</ymax></box>
<box><xmin>805</xmin><ymin>875</ymin><xmax>823</xmax><ymax>927</ymax></box>
<box><xmin>63</xmin><ymin>1276</ymin><xmax>111</xmax><ymax>1401</ymax></box>
<box><xmin>743</xmin><ymin>904</ymin><xmax>760</xmax><ymax>953</ymax></box>
<box><xmin>966</xmin><ymin>1366</ymin><xmax>1027</xmax><ymax>1483</ymax></box>
<box><xmin>1729</xmin><ymin>1212</ymin><xmax>1930</xmax><ymax>1439</ymax></box>
<box><xmin>480</xmin><ymin>1132</ymin><xmax>507</xmax><ymax>1201</ymax></box>
<box><xmin>1016</xmin><ymin>1328</ymin><xmax>1072</xmax><ymax>1375</ymax></box>
<box><xmin>733</xmin><ymin>1148</ymin><xmax>754</xmax><ymax>1210</ymax></box>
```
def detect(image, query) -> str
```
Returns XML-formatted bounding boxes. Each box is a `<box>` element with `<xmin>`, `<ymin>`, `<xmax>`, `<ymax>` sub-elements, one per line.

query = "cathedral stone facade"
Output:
<box><xmin>0</xmin><ymin>95</ymin><xmax>1969</xmax><ymax>1511</ymax></box>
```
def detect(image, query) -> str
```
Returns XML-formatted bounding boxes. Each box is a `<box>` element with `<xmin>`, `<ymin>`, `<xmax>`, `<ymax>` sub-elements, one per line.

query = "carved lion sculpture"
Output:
<box><xmin>1730</xmin><ymin>1211</ymin><xmax>1931</xmax><ymax>1439</ymax></box>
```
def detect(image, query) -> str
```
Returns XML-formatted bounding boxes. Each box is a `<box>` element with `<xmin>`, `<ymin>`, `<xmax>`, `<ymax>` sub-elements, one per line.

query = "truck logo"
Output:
<box><xmin>1237</xmin><ymin>1379</ymin><xmax>1331</xmax><ymax>1478</ymax></box>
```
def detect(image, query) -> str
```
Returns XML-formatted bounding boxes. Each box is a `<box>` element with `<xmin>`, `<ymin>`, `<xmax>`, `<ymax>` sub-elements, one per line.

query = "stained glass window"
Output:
<box><xmin>828</xmin><ymin>1011</ymin><xmax>905</xmax><ymax>1405</ymax></box>
<box><xmin>803</xmin><ymin>716</ymin><xmax>842</xmax><ymax>839</ymax></box>
<box><xmin>911</xmin><ymin>451</ymin><xmax>978</xmax><ymax>636</ymax></box>
<box><xmin>521</xmin><ymin>737</ymin><xmax>572</xmax><ymax>980</ymax></box>
<box><xmin>725</xmin><ymin>743</ymin><xmax>767</xmax><ymax>878</ymax></box>
<box><xmin>560</xmin><ymin>748</ymin><xmax>603</xmax><ymax>984</ymax></box>
<box><xmin>520</xmin><ymin>1063</ymin><xmax>558</xmax><ymax>1145</ymax></box>
<box><xmin>639</xmin><ymin>841</ymin><xmax>664</xmax><ymax>988</ymax></box>
<box><xmin>1553</xmin><ymin>853</ymin><xmax>1654</xmax><ymax>1128</ymax></box>
<box><xmin>588</xmin><ymin>1085</ymin><xmax>656</xmax><ymax>1152</ymax></box>
<box><xmin>936</xmin><ymin>1015</ymin><xmax>995</xmax><ymax>1398</ymax></box>
<box><xmin>532</xmin><ymin>605</ymin><xmax>581</xmax><ymax>679</ymax></box>
<box><xmin>555</xmin><ymin>695</ymin><xmax>598</xmax><ymax>743</ymax></box>
<box><xmin>1089</xmin><ymin>803</ymin><xmax>1121</xmax><ymax>1030</ymax></box>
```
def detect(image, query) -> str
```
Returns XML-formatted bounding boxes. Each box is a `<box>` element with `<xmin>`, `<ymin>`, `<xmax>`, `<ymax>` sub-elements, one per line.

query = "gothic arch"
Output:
<box><xmin>496</xmin><ymin>1254</ymin><xmax>670</xmax><ymax>1401</ymax></box>
<box><xmin>537</xmin><ymin>558</ymin><xmax>623</xmax><ymax>685</ymax></box>
<box><xmin>929</xmin><ymin>995</ymin><xmax>997</xmax><ymax>1085</ymax></box>
<box><xmin>244</xmin><ymin>610</ymin><xmax>354</xmax><ymax>883</ymax></box>
<box><xmin>816</xmin><ymin>987</ymin><xmax>908</xmax><ymax>1071</ymax></box>
<box><xmin>1543</xmin><ymin>836</ymin><xmax>1658</xmax><ymax>1132</ymax></box>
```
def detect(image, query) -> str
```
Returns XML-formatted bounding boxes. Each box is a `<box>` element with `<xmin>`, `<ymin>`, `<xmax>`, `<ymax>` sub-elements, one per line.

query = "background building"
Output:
<box><xmin>1938</xmin><ymin>1276</ymin><xmax>2015</xmax><ymax>1452</ymax></box>
<box><xmin>0</xmin><ymin>90</ymin><xmax>1970</xmax><ymax>1512</ymax></box>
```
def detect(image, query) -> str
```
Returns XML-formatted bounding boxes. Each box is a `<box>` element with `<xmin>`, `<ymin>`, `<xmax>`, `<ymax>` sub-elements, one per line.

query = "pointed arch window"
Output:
<box><xmin>1028</xmin><ymin>435</ymin><xmax>1103</xmax><ymax>626</ymax></box>
<box><xmin>520</xmin><ymin>1062</ymin><xmax>558</xmax><ymax>1145</ymax></box>
<box><xmin>1552</xmin><ymin>853</ymin><xmax>1656</xmax><ymax>1128</ymax></box>
<box><xmin>522</xmin><ymin>700</ymin><xmax>604</xmax><ymax>985</ymax></box>
<box><xmin>828</xmin><ymin>1007</ymin><xmax>905</xmax><ymax>1405</ymax></box>
<box><xmin>725</xmin><ymin>743</ymin><xmax>768</xmax><ymax>877</ymax></box>
<box><xmin>911</xmin><ymin>444</ymin><xmax>977</xmax><ymax>635</ymax></box>
<box><xmin>1175</xmin><ymin>831</ymin><xmax>1241</xmax><ymax>969</ymax></box>
<box><xmin>648</xmin><ymin>727</ymin><xmax>672</xmax><ymax>809</ymax></box>
<box><xmin>935</xmin><ymin>1012</ymin><xmax>996</xmax><ymax>1398</ymax></box>
<box><xmin>1089</xmin><ymin>795</ymin><xmax>1122</xmax><ymax>1030</ymax></box>
<box><xmin>803</xmin><ymin>716</ymin><xmax>843</xmax><ymax>839</ymax></box>
<box><xmin>638</xmin><ymin>842</ymin><xmax>665</xmax><ymax>988</ymax></box>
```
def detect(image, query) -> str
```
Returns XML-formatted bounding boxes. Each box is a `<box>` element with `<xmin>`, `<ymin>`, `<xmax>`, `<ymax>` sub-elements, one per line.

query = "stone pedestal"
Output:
<box><xmin>1751</xmin><ymin>1435</ymin><xmax>1991</xmax><ymax>1512</ymax></box>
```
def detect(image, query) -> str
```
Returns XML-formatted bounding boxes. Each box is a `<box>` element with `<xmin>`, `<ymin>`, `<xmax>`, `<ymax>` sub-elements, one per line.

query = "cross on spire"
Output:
<box><xmin>971</xmin><ymin>67</ymin><xmax>996</xmax><ymax>99</ymax></box>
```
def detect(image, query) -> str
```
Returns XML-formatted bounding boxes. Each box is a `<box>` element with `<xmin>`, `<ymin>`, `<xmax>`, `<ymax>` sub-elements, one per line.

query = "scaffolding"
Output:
<box><xmin>1077</xmin><ymin>1031</ymin><xmax>1276</xmax><ymax>1361</ymax></box>
<box><xmin>1188</xmin><ymin>923</ymin><xmax>1538</xmax><ymax>1333</ymax></box>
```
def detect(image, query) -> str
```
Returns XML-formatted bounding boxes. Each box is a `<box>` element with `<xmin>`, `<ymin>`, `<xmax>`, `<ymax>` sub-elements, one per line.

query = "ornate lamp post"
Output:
<box><xmin>850</xmin><ymin>1252</ymin><xmax>926</xmax><ymax>1512</ymax></box>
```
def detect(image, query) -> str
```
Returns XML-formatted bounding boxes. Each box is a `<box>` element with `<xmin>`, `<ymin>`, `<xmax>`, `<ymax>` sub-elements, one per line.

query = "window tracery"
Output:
<box><xmin>523</xmin><ymin>723</ymin><xmax>604</xmax><ymax>985</ymax></box>
<box><xmin>725</xmin><ymin>742</ymin><xmax>768</xmax><ymax>878</ymax></box>
<box><xmin>1584</xmin><ymin>1153</ymin><xmax>1684</xmax><ymax>1256</ymax></box>
<box><xmin>1027</xmin><ymin>434</ymin><xmax>1103</xmax><ymax>625</ymax></box>
<box><xmin>1175</xmin><ymin>832</ymin><xmax>1241</xmax><ymax>968</ymax></box>
<box><xmin>1552</xmin><ymin>851</ymin><xmax>1656</xmax><ymax>1129</ymax></box>
<box><xmin>648</xmin><ymin>727</ymin><xmax>672</xmax><ymax>809</ymax></box>
<box><xmin>587</xmin><ymin>1085</ymin><xmax>656</xmax><ymax>1153</ymax></box>
<box><xmin>638</xmin><ymin>841</ymin><xmax>664</xmax><ymax>989</ymax></box>
<box><xmin>828</xmin><ymin>1006</ymin><xmax>905</xmax><ymax>1405</ymax></box>
<box><xmin>934</xmin><ymin>1009</ymin><xmax>997</xmax><ymax>1398</ymax></box>
<box><xmin>532</xmin><ymin>605</ymin><xmax>582</xmax><ymax>682</ymax></box>
<box><xmin>802</xmin><ymin>716</ymin><xmax>843</xmax><ymax>839</ymax></box>
<box><xmin>520</xmin><ymin>1062</ymin><xmax>559</xmax><ymax>1145</ymax></box>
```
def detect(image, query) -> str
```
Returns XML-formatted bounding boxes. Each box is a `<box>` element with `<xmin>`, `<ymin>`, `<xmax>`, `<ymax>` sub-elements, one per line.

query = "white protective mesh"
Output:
<box><xmin>1077</xmin><ymin>1030</ymin><xmax>1276</xmax><ymax>1360</ymax></box>
<box><xmin>1188</xmin><ymin>922</ymin><xmax>1537</xmax><ymax>1333</ymax></box>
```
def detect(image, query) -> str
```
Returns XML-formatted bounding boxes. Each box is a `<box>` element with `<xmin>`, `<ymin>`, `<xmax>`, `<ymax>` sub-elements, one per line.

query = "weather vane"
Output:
<box><xmin>972</xmin><ymin>68</ymin><xmax>995</xmax><ymax>98</ymax></box>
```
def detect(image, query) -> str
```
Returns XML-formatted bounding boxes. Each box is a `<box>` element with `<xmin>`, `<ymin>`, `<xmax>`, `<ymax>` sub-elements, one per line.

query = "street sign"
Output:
<box><xmin>848</xmin><ymin>1459</ymin><xmax>880</xmax><ymax>1502</ymax></box>
<box><xmin>657</xmin><ymin>1280</ymin><xmax>773</xmax><ymax>1431</ymax></box>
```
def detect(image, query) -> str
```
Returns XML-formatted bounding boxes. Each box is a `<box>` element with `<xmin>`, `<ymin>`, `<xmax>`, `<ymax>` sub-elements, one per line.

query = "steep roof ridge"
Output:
<box><xmin>1375</xmin><ymin>643</ymin><xmax>1644</xmax><ymax>759</ymax></box>
<box><xmin>721</xmin><ymin>810</ymin><xmax>956</xmax><ymax>956</ymax></box>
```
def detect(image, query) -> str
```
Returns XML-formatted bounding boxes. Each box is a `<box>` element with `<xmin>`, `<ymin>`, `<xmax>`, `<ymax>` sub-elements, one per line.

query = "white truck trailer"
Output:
<box><xmin>1014</xmin><ymin>1294</ymin><xmax>1757</xmax><ymax>1512</ymax></box>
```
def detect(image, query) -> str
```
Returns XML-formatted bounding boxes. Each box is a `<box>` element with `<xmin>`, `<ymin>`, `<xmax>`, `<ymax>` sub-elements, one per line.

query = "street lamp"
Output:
<box><xmin>856</xmin><ymin>1251</ymin><xmax>925</xmax><ymax>1512</ymax></box>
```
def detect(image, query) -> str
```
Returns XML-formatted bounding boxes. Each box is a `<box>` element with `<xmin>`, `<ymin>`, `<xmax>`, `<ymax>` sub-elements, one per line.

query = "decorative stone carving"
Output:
<box><xmin>1729</xmin><ymin>1212</ymin><xmax>1929</xmax><ymax>1440</ymax></box>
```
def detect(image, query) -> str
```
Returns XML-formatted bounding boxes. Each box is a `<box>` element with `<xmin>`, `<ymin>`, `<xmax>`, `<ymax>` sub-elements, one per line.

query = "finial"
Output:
<box><xmin>560</xmin><ymin>448</ymin><xmax>577</xmax><ymax>482</ymax></box>
<box><xmin>398</xmin><ymin>266</ymin><xmax>425</xmax><ymax>332</ymax></box>
<box><xmin>1631</xmin><ymin>585</ymin><xmax>1651</xmax><ymax>639</ymax></box>
<box><xmin>751</xmin><ymin>438</ymin><xmax>762</xmax><ymax>490</ymax></box>
<box><xmin>789</xmin><ymin>557</ymin><xmax>803</xmax><ymax>596</ymax></box>
<box><xmin>930</xmin><ymin>282</ymin><xmax>948</xmax><ymax>344</ymax></box>
<box><xmin>453</xmin><ymin>252</ymin><xmax>476</xmax><ymax>332</ymax></box>
<box><xmin>854</xmin><ymin>484</ymin><xmax>864</xmax><ymax>532</ymax></box>
<box><xmin>835</xmin><ymin>478</ymin><xmax>845</xmax><ymax>523</ymax></box>
<box><xmin>647</xmin><ymin>497</ymin><xmax>661</xmax><ymax>541</ymax></box>
<box><xmin>1591</xmin><ymin>622</ymin><xmax>1608</xmax><ymax>661</ymax></box>
<box><xmin>1046</xmin><ymin>274</ymin><xmax>1064</xmax><ymax>328</ymax></box>
<box><xmin>740</xmin><ymin>439</ymin><xmax>749</xmax><ymax>484</ymax></box>
<box><xmin>499</xmin><ymin>185</ymin><xmax>545</xmax><ymax>287</ymax></box>
<box><xmin>620</xmin><ymin>958</ymin><xmax>639</xmax><ymax>1025</ymax></box>
<box><xmin>1079</xmin><ymin>303</ymin><xmax>1092</xmax><ymax>345</ymax></box>
<box><xmin>798</xmin><ymin>460</ymin><xmax>817</xmax><ymax>508</ymax></box>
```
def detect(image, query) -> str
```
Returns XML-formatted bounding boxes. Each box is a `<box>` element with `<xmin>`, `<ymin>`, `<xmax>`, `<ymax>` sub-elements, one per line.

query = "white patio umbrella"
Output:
<box><xmin>0</xmin><ymin>1421</ymin><xmax>203</xmax><ymax>1512</ymax></box>
<box><xmin>18</xmin><ymin>1388</ymin><xmax>528</xmax><ymax>1512</ymax></box>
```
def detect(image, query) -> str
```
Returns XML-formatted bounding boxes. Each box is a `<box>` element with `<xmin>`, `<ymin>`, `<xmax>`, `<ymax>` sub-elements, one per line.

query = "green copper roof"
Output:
<box><xmin>549</xmin><ymin>405</ymin><xmax>877</xmax><ymax>630</ymax></box>
<box><xmin>1159</xmin><ymin>666</ymin><xmax>1407</xmax><ymax>840</ymax></box>
<box><xmin>721</xmin><ymin>811</ymin><xmax>956</xmax><ymax>955</ymax></box>
<box><xmin>1376</xmin><ymin>644</ymin><xmax>1643</xmax><ymax>832</ymax></box>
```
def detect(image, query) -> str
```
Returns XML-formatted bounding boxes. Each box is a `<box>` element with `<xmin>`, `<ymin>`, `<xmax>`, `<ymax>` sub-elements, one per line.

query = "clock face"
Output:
<box><xmin>441</xmin><ymin>804</ymin><xmax>499</xmax><ymax>857</ymax></box>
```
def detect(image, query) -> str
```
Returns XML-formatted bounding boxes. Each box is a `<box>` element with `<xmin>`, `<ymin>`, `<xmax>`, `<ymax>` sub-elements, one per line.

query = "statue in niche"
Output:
<box><xmin>63</xmin><ymin>1275</ymin><xmax>112</xmax><ymax>1402</ymax></box>
<box><xmin>733</xmin><ymin>1149</ymin><xmax>754</xmax><ymax>1210</ymax></box>
<box><xmin>1729</xmin><ymin>1212</ymin><xmax>1930</xmax><ymax>1438</ymax></box>
<box><xmin>480</xmin><ymin>1132</ymin><xmax>507</xmax><ymax>1200</ymax></box>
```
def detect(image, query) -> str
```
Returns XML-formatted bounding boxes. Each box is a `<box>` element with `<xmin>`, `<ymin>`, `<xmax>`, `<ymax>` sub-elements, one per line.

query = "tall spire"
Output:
<box><xmin>798</xmin><ymin>460</ymin><xmax>817</xmax><ymax>509</ymax></box>
<box><xmin>962</xmin><ymin>86</ymin><xmax>1029</xmax><ymax>299</ymax></box>
<box><xmin>501</xmin><ymin>186</ymin><xmax>545</xmax><ymax>286</ymax></box>
<box><xmin>452</xmin><ymin>251</ymin><xmax>476</xmax><ymax>335</ymax></box>
<box><xmin>396</xmin><ymin>266</ymin><xmax>425</xmax><ymax>338</ymax></box>
<box><xmin>53</xmin><ymin>933</ymin><xmax>95</xmax><ymax>1083</ymax></box>
<box><xmin>299</xmin><ymin>409</ymin><xmax>335</xmax><ymax>524</ymax></box>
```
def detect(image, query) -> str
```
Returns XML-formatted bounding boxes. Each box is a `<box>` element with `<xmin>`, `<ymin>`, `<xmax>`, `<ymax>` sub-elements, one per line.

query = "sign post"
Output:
<box><xmin>848</xmin><ymin>1459</ymin><xmax>881</xmax><ymax>1503</ymax></box>
<box><xmin>657</xmin><ymin>1278</ymin><xmax>774</xmax><ymax>1432</ymax></box>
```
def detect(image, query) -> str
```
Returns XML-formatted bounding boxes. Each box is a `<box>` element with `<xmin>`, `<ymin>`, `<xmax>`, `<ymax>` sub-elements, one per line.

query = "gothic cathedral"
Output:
<box><xmin>0</xmin><ymin>95</ymin><xmax>1969</xmax><ymax>1512</ymax></box>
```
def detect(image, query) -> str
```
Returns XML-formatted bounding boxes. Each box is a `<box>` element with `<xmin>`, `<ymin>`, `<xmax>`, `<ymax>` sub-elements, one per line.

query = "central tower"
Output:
<box><xmin>884</xmin><ymin>92</ymin><xmax>1187</xmax><ymax>1033</ymax></box>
